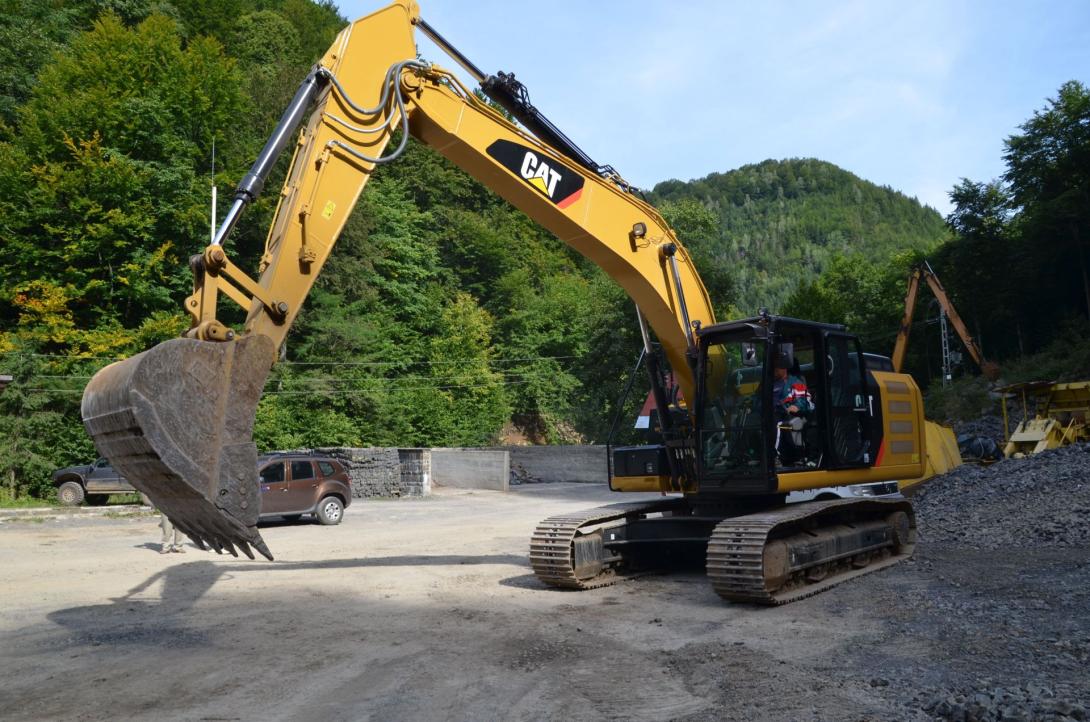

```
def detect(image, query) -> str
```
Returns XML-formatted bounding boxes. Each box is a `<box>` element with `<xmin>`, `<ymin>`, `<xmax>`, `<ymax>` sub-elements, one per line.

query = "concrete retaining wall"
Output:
<box><xmin>398</xmin><ymin>448</ymin><xmax>432</xmax><ymax>496</ymax></box>
<box><xmin>273</xmin><ymin>444</ymin><xmax>608</xmax><ymax>495</ymax></box>
<box><xmin>492</xmin><ymin>445</ymin><xmax>607</xmax><ymax>484</ymax></box>
<box><xmin>430</xmin><ymin>449</ymin><xmax>509</xmax><ymax>491</ymax></box>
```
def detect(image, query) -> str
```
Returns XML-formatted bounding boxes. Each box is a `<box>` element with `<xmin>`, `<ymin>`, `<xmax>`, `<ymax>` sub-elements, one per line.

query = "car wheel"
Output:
<box><xmin>57</xmin><ymin>481</ymin><xmax>85</xmax><ymax>506</ymax></box>
<box><xmin>282</xmin><ymin>514</ymin><xmax>303</xmax><ymax>523</ymax></box>
<box><xmin>316</xmin><ymin>496</ymin><xmax>344</xmax><ymax>525</ymax></box>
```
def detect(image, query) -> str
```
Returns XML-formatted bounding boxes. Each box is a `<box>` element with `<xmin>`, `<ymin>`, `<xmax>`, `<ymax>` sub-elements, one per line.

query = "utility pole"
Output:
<box><xmin>939</xmin><ymin>309</ymin><xmax>952</xmax><ymax>387</ymax></box>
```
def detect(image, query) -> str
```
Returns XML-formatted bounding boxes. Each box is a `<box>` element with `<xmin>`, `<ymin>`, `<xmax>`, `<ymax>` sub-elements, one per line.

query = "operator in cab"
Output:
<box><xmin>773</xmin><ymin>350</ymin><xmax>812</xmax><ymax>465</ymax></box>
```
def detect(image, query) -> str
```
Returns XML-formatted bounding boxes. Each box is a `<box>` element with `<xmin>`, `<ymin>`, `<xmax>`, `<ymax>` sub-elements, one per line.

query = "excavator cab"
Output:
<box><xmin>611</xmin><ymin>315</ymin><xmax>879</xmax><ymax>498</ymax></box>
<box><xmin>695</xmin><ymin>315</ymin><xmax>878</xmax><ymax>495</ymax></box>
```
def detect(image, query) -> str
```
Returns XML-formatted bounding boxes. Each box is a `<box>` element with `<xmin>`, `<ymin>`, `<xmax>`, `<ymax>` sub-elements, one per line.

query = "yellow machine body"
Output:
<box><xmin>1001</xmin><ymin>380</ymin><xmax>1090</xmax><ymax>457</ymax></box>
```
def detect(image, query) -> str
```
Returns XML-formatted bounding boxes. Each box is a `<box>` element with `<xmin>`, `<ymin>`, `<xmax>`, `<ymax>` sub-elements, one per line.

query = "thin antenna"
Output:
<box><xmin>210</xmin><ymin>137</ymin><xmax>217</xmax><ymax>244</ymax></box>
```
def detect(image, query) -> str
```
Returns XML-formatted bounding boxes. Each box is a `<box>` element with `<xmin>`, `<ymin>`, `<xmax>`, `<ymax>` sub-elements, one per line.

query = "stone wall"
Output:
<box><xmin>290</xmin><ymin>447</ymin><xmax>431</xmax><ymax>498</ymax></box>
<box><xmin>271</xmin><ymin>444</ymin><xmax>606</xmax><ymax>495</ymax></box>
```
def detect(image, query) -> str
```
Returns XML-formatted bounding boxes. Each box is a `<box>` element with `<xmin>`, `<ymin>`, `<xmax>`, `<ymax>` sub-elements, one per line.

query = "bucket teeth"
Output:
<box><xmin>81</xmin><ymin>335</ymin><xmax>277</xmax><ymax>561</ymax></box>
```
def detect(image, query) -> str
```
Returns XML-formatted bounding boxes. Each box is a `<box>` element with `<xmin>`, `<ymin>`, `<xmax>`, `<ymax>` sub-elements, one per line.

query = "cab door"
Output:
<box><xmin>258</xmin><ymin>460</ymin><xmax>290</xmax><ymax>515</ymax></box>
<box><xmin>822</xmin><ymin>333</ymin><xmax>873</xmax><ymax>468</ymax></box>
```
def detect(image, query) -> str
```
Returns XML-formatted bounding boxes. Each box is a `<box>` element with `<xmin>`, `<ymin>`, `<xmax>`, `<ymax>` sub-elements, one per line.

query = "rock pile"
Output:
<box><xmin>875</xmin><ymin>442</ymin><xmax>1090</xmax><ymax>721</ymax></box>
<box><xmin>913</xmin><ymin>442</ymin><xmax>1090</xmax><ymax>549</ymax></box>
<box><xmin>917</xmin><ymin>684</ymin><xmax>1087</xmax><ymax>722</ymax></box>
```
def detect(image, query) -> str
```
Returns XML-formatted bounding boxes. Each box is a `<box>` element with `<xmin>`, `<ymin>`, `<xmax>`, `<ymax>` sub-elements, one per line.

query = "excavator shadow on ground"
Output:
<box><xmin>46</xmin><ymin>553</ymin><xmax>527</xmax><ymax>644</ymax></box>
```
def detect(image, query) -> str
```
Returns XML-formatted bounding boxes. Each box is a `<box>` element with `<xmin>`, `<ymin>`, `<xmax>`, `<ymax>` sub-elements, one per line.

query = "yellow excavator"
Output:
<box><xmin>81</xmin><ymin>1</ymin><xmax>926</xmax><ymax>605</ymax></box>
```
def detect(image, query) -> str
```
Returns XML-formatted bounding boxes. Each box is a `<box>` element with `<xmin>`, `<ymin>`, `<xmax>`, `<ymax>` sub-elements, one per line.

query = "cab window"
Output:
<box><xmin>291</xmin><ymin>461</ymin><xmax>315</xmax><ymax>481</ymax></box>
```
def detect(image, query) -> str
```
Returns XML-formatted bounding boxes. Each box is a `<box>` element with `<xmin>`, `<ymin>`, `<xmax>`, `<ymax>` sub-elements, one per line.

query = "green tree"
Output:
<box><xmin>0</xmin><ymin>1</ymin><xmax>79</xmax><ymax>126</ymax></box>
<box><xmin>1003</xmin><ymin>80</ymin><xmax>1090</xmax><ymax>320</ymax></box>
<box><xmin>652</xmin><ymin>159</ymin><xmax>948</xmax><ymax>311</ymax></box>
<box><xmin>0</xmin><ymin>10</ymin><xmax>255</xmax><ymax>498</ymax></box>
<box><xmin>658</xmin><ymin>197</ymin><xmax>736</xmax><ymax>318</ymax></box>
<box><xmin>0</xmin><ymin>13</ymin><xmax>251</xmax><ymax>354</ymax></box>
<box><xmin>782</xmin><ymin>252</ymin><xmax>915</xmax><ymax>364</ymax></box>
<box><xmin>933</xmin><ymin>179</ymin><xmax>1021</xmax><ymax>359</ymax></box>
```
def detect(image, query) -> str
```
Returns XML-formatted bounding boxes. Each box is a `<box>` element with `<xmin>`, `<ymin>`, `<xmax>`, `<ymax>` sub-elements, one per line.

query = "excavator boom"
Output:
<box><xmin>81</xmin><ymin>1</ymin><xmax>714</xmax><ymax>558</ymax></box>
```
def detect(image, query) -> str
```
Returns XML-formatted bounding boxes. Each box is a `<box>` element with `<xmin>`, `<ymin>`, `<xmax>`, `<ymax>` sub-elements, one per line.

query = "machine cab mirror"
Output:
<box><xmin>741</xmin><ymin>342</ymin><xmax>760</xmax><ymax>367</ymax></box>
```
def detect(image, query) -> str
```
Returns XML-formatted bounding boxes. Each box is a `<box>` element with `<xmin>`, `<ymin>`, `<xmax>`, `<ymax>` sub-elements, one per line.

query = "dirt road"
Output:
<box><xmin>1</xmin><ymin>482</ymin><xmax>1087</xmax><ymax>721</ymax></box>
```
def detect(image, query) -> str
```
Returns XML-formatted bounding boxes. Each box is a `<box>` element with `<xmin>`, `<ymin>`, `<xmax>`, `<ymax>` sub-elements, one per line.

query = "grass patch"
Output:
<box><xmin>104</xmin><ymin>493</ymin><xmax>144</xmax><ymax>505</ymax></box>
<box><xmin>0</xmin><ymin>491</ymin><xmax>55</xmax><ymax>509</ymax></box>
<box><xmin>102</xmin><ymin>509</ymin><xmax>157</xmax><ymax>519</ymax></box>
<box><xmin>0</xmin><ymin>490</ymin><xmax>146</xmax><ymax>509</ymax></box>
<box><xmin>7</xmin><ymin>516</ymin><xmax>46</xmax><ymax>524</ymax></box>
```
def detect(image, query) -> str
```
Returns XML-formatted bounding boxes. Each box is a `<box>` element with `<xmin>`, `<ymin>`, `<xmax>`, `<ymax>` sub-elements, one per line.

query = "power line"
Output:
<box><xmin>19</xmin><ymin>378</ymin><xmax>536</xmax><ymax>395</ymax></box>
<box><xmin>0</xmin><ymin>352</ymin><xmax>581</xmax><ymax>367</ymax></box>
<box><xmin>278</xmin><ymin>355</ymin><xmax>580</xmax><ymax>367</ymax></box>
<box><xmin>27</xmin><ymin>367</ymin><xmax>565</xmax><ymax>382</ymax></box>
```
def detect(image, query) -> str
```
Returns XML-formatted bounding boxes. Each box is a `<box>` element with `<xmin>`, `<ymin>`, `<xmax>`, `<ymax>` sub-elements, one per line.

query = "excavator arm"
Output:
<box><xmin>81</xmin><ymin>1</ymin><xmax>714</xmax><ymax>559</ymax></box>
<box><xmin>890</xmin><ymin>267</ymin><xmax>923</xmax><ymax>374</ymax></box>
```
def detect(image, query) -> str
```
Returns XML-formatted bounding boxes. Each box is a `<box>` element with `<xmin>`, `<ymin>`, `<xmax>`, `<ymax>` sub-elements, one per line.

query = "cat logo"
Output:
<box><xmin>486</xmin><ymin>139</ymin><xmax>584</xmax><ymax>209</ymax></box>
<box><xmin>520</xmin><ymin>152</ymin><xmax>561</xmax><ymax>197</ymax></box>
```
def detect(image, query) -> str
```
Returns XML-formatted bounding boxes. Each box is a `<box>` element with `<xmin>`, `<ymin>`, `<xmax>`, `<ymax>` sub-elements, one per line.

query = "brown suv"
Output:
<box><xmin>257</xmin><ymin>453</ymin><xmax>353</xmax><ymax>525</ymax></box>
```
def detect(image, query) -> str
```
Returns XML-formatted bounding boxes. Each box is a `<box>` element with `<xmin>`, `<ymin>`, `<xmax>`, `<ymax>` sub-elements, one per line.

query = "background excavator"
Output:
<box><xmin>892</xmin><ymin>260</ymin><xmax>1000</xmax><ymax>381</ymax></box>
<box><xmin>81</xmin><ymin>0</ymin><xmax>925</xmax><ymax>604</ymax></box>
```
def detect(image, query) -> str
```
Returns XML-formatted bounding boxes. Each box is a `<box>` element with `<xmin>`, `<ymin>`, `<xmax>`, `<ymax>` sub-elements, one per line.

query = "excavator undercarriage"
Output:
<box><xmin>531</xmin><ymin>497</ymin><xmax>915</xmax><ymax>604</ymax></box>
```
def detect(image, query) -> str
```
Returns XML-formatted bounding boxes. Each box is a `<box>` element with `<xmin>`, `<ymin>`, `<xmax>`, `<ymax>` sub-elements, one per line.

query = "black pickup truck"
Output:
<box><xmin>51</xmin><ymin>458</ymin><xmax>136</xmax><ymax>506</ymax></box>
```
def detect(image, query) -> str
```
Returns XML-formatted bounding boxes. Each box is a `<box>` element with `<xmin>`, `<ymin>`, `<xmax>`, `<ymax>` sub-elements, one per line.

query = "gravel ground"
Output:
<box><xmin>871</xmin><ymin>443</ymin><xmax>1090</xmax><ymax>721</ymax></box>
<box><xmin>1</xmin><ymin>447</ymin><xmax>1088</xmax><ymax>721</ymax></box>
<box><xmin>953</xmin><ymin>415</ymin><xmax>1010</xmax><ymax>444</ymax></box>
<box><xmin>915</xmin><ymin>442</ymin><xmax>1090</xmax><ymax>549</ymax></box>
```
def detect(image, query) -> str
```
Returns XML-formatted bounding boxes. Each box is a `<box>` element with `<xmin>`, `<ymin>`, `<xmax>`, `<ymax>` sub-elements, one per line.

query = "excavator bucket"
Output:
<box><xmin>81</xmin><ymin>335</ymin><xmax>276</xmax><ymax>560</ymax></box>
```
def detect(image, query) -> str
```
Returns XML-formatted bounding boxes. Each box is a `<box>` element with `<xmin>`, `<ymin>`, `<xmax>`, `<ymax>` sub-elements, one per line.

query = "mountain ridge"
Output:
<box><xmin>650</xmin><ymin>158</ymin><xmax>949</xmax><ymax>312</ymax></box>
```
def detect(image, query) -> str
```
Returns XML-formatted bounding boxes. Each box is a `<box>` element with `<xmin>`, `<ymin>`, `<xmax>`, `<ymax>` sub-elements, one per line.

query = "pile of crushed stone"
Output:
<box><xmin>953</xmin><ymin>414</ymin><xmax>1010</xmax><ymax>443</ymax></box>
<box><xmin>912</xmin><ymin>442</ymin><xmax>1090</xmax><ymax>549</ymax></box>
<box><xmin>914</xmin><ymin>683</ymin><xmax>1088</xmax><ymax>722</ymax></box>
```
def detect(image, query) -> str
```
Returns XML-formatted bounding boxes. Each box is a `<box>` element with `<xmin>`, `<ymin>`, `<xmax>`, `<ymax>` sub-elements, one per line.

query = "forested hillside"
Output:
<box><xmin>651</xmin><ymin>159</ymin><xmax>949</xmax><ymax>311</ymax></box>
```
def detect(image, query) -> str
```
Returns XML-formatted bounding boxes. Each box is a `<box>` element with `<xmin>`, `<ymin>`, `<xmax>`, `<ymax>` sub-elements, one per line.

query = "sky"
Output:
<box><xmin>335</xmin><ymin>1</ymin><xmax>1090</xmax><ymax>215</ymax></box>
